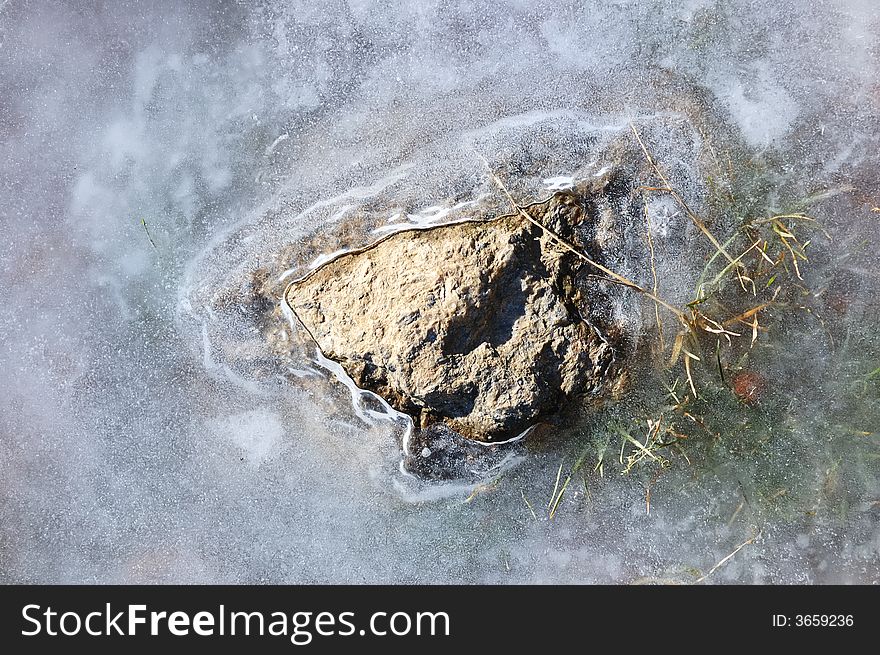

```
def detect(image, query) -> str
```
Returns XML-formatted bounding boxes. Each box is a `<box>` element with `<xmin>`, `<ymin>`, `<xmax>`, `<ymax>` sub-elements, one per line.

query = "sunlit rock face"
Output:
<box><xmin>287</xmin><ymin>189</ymin><xmax>628</xmax><ymax>442</ymax></box>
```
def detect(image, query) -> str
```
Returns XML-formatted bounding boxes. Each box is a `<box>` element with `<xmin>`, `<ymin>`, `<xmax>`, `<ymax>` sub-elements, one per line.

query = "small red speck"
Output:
<box><xmin>732</xmin><ymin>370</ymin><xmax>766</xmax><ymax>405</ymax></box>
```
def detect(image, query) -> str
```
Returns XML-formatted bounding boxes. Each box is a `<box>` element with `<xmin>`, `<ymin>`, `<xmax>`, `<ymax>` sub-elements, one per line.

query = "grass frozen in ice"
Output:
<box><xmin>522</xmin><ymin>133</ymin><xmax>880</xmax><ymax>551</ymax></box>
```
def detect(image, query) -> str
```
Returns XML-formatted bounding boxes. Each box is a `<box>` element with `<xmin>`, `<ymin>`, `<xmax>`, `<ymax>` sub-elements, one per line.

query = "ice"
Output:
<box><xmin>1</xmin><ymin>0</ymin><xmax>878</xmax><ymax>584</ymax></box>
<box><xmin>209</xmin><ymin>408</ymin><xmax>283</xmax><ymax>467</ymax></box>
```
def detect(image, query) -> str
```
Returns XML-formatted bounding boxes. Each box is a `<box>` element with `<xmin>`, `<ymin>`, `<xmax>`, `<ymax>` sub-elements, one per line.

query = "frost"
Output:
<box><xmin>1</xmin><ymin>0</ymin><xmax>878</xmax><ymax>584</ymax></box>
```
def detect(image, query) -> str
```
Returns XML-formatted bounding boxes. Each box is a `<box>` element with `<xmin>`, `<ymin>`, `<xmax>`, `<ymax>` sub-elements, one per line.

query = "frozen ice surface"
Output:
<box><xmin>1</xmin><ymin>0</ymin><xmax>879</xmax><ymax>584</ymax></box>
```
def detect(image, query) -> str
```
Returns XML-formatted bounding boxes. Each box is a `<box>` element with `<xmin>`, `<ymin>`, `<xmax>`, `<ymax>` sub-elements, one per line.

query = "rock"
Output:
<box><xmin>286</xmin><ymin>190</ymin><xmax>626</xmax><ymax>442</ymax></box>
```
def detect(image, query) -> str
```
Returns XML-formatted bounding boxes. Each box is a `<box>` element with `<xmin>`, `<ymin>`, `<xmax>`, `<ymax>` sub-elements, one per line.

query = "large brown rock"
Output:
<box><xmin>286</xmin><ymin>191</ymin><xmax>623</xmax><ymax>442</ymax></box>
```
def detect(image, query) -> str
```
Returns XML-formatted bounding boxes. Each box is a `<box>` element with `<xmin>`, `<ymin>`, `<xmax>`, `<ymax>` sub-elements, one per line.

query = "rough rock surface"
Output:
<box><xmin>287</xmin><ymin>191</ymin><xmax>623</xmax><ymax>442</ymax></box>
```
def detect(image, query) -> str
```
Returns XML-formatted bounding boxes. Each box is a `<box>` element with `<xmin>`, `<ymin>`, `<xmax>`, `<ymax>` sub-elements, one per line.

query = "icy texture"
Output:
<box><xmin>1</xmin><ymin>0</ymin><xmax>879</xmax><ymax>583</ymax></box>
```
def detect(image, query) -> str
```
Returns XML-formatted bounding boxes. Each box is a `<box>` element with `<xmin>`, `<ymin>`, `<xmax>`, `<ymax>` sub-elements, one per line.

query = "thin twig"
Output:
<box><xmin>478</xmin><ymin>152</ymin><xmax>689</xmax><ymax>328</ymax></box>
<box><xmin>684</xmin><ymin>353</ymin><xmax>698</xmax><ymax>399</ymax></box>
<box><xmin>643</xmin><ymin>192</ymin><xmax>665</xmax><ymax>351</ymax></box>
<box><xmin>696</xmin><ymin>531</ymin><xmax>761</xmax><ymax>583</ymax></box>
<box><xmin>630</xmin><ymin>124</ymin><xmax>737</xmax><ymax>266</ymax></box>
<box><xmin>521</xmin><ymin>490</ymin><xmax>538</xmax><ymax>522</ymax></box>
<box><xmin>140</xmin><ymin>217</ymin><xmax>157</xmax><ymax>249</ymax></box>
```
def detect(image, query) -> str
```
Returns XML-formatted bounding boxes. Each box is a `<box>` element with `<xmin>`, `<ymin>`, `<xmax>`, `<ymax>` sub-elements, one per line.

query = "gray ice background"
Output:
<box><xmin>1</xmin><ymin>0</ymin><xmax>879</xmax><ymax>583</ymax></box>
